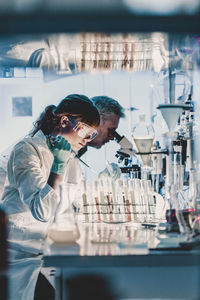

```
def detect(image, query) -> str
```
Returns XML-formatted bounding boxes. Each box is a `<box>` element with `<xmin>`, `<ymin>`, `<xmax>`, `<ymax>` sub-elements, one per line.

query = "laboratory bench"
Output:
<box><xmin>43</xmin><ymin>222</ymin><xmax>200</xmax><ymax>300</ymax></box>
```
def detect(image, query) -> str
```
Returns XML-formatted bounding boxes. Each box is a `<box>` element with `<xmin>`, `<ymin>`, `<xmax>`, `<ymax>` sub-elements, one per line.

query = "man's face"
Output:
<box><xmin>88</xmin><ymin>114</ymin><xmax>120</xmax><ymax>149</ymax></box>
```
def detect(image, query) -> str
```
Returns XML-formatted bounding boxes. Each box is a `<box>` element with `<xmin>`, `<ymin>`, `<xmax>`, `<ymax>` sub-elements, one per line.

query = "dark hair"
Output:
<box><xmin>91</xmin><ymin>96</ymin><xmax>125</xmax><ymax>121</ymax></box>
<box><xmin>30</xmin><ymin>94</ymin><xmax>100</xmax><ymax>136</ymax></box>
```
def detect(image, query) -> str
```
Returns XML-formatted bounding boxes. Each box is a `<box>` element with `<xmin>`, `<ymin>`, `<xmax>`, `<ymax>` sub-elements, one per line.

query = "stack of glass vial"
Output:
<box><xmin>80</xmin><ymin>178</ymin><xmax>156</xmax><ymax>224</ymax></box>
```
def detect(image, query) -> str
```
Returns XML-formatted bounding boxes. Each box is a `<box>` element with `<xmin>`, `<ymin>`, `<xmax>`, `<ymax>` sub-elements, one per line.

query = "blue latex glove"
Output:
<box><xmin>46</xmin><ymin>135</ymin><xmax>71</xmax><ymax>175</ymax></box>
<box><xmin>98</xmin><ymin>161</ymin><xmax>121</xmax><ymax>180</ymax></box>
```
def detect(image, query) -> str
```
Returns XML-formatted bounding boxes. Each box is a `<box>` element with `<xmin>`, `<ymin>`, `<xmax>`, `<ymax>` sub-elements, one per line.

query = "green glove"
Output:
<box><xmin>46</xmin><ymin>135</ymin><xmax>71</xmax><ymax>175</ymax></box>
<box><xmin>98</xmin><ymin>162</ymin><xmax>121</xmax><ymax>180</ymax></box>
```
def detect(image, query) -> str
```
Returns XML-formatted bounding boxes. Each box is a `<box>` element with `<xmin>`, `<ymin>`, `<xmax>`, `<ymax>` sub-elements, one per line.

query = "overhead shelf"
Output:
<box><xmin>0</xmin><ymin>13</ymin><xmax>200</xmax><ymax>34</ymax></box>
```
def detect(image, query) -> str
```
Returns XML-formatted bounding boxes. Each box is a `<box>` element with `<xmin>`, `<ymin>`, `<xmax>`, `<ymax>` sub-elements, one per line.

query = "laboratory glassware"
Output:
<box><xmin>132</xmin><ymin>114</ymin><xmax>155</xmax><ymax>179</ymax></box>
<box><xmin>157</xmin><ymin>104</ymin><xmax>191</xmax><ymax>233</ymax></box>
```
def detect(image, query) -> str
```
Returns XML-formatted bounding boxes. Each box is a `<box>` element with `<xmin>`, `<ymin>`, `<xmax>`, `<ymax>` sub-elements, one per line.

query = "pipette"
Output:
<box><xmin>48</xmin><ymin>135</ymin><xmax>98</xmax><ymax>174</ymax></box>
<box><xmin>71</xmin><ymin>149</ymin><xmax>98</xmax><ymax>174</ymax></box>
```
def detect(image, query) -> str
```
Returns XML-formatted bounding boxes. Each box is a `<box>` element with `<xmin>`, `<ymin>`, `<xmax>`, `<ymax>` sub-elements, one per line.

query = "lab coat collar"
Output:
<box><xmin>34</xmin><ymin>130</ymin><xmax>47</xmax><ymax>142</ymax></box>
<box><xmin>29</xmin><ymin>130</ymin><xmax>49</xmax><ymax>149</ymax></box>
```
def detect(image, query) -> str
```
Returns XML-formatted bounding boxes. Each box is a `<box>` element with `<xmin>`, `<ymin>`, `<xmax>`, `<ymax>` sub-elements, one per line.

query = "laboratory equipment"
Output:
<box><xmin>157</xmin><ymin>103</ymin><xmax>192</xmax><ymax>233</ymax></box>
<box><xmin>48</xmin><ymin>227</ymin><xmax>80</xmax><ymax>244</ymax></box>
<box><xmin>132</xmin><ymin>114</ymin><xmax>155</xmax><ymax>179</ymax></box>
<box><xmin>158</xmin><ymin>104</ymin><xmax>185</xmax><ymax>132</ymax></box>
<box><xmin>110</xmin><ymin>96</ymin><xmax>200</xmax><ymax>237</ymax></box>
<box><xmin>79</xmin><ymin>178</ymin><xmax>161</xmax><ymax>225</ymax></box>
<box><xmin>113</xmin><ymin>130</ymin><xmax>141</xmax><ymax>178</ymax></box>
<box><xmin>114</xmin><ymin>129</ymin><xmax>162</xmax><ymax>185</ymax></box>
<box><xmin>49</xmin><ymin>183</ymin><xmax>81</xmax><ymax>244</ymax></box>
<box><xmin>151</xmin><ymin>141</ymin><xmax>163</xmax><ymax>193</ymax></box>
<box><xmin>71</xmin><ymin>149</ymin><xmax>97</xmax><ymax>174</ymax></box>
<box><xmin>113</xmin><ymin>131</ymin><xmax>137</xmax><ymax>160</ymax></box>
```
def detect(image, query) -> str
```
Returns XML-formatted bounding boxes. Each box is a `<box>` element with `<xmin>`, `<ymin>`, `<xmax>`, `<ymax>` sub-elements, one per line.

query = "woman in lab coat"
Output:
<box><xmin>0</xmin><ymin>94</ymin><xmax>100</xmax><ymax>300</ymax></box>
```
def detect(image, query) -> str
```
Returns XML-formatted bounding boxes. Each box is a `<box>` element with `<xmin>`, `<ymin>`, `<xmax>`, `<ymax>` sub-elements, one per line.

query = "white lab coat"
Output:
<box><xmin>0</xmin><ymin>140</ymin><xmax>22</xmax><ymax>200</ymax></box>
<box><xmin>0</xmin><ymin>154</ymin><xmax>7</xmax><ymax>199</ymax></box>
<box><xmin>0</xmin><ymin>130</ymin><xmax>83</xmax><ymax>300</ymax></box>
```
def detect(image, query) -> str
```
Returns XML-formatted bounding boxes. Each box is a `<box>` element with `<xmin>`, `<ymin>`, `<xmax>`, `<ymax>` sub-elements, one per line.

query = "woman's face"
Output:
<box><xmin>59</xmin><ymin>116</ymin><xmax>98</xmax><ymax>152</ymax></box>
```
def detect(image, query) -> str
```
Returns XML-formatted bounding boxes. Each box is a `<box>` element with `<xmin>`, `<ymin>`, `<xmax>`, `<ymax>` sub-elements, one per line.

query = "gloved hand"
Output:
<box><xmin>98</xmin><ymin>162</ymin><xmax>121</xmax><ymax>180</ymax></box>
<box><xmin>46</xmin><ymin>135</ymin><xmax>71</xmax><ymax>175</ymax></box>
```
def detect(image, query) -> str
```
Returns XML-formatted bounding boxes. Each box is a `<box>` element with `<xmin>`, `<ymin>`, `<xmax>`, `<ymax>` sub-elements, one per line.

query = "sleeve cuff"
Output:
<box><xmin>40</xmin><ymin>183</ymin><xmax>58</xmax><ymax>199</ymax></box>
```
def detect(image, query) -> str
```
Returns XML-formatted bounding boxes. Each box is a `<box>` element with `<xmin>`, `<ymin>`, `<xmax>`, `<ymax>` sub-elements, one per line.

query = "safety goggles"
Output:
<box><xmin>68</xmin><ymin>116</ymin><xmax>98</xmax><ymax>141</ymax></box>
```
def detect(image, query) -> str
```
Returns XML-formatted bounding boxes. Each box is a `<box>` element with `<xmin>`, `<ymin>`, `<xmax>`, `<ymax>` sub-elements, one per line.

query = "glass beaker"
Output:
<box><xmin>132</xmin><ymin>114</ymin><xmax>155</xmax><ymax>179</ymax></box>
<box><xmin>48</xmin><ymin>183</ymin><xmax>80</xmax><ymax>243</ymax></box>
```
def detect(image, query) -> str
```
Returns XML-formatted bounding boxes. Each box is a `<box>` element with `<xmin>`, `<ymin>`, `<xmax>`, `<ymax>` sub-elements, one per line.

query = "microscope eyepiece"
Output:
<box><xmin>113</xmin><ymin>131</ymin><xmax>123</xmax><ymax>143</ymax></box>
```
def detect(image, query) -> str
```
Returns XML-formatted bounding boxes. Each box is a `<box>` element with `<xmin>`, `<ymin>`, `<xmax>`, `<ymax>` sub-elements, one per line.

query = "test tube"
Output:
<box><xmin>116</xmin><ymin>179</ymin><xmax>126</xmax><ymax>222</ymax></box>
<box><xmin>146</xmin><ymin>180</ymin><xmax>156</xmax><ymax>223</ymax></box>
<box><xmin>128</xmin><ymin>179</ymin><xmax>139</xmax><ymax>222</ymax></box>
<box><xmin>82</xmin><ymin>180</ymin><xmax>89</xmax><ymax>223</ymax></box>
<box><xmin>111</xmin><ymin>179</ymin><xmax>120</xmax><ymax>223</ymax></box>
<box><xmin>104</xmin><ymin>179</ymin><xmax>114</xmax><ymax>222</ymax></box>
<box><xmin>98</xmin><ymin>180</ymin><xmax>108</xmax><ymax>222</ymax></box>
<box><xmin>134</xmin><ymin>179</ymin><xmax>144</xmax><ymax>222</ymax></box>
<box><xmin>93</xmin><ymin>180</ymin><xmax>101</xmax><ymax>222</ymax></box>
<box><xmin>123</xmin><ymin>180</ymin><xmax>132</xmax><ymax>222</ymax></box>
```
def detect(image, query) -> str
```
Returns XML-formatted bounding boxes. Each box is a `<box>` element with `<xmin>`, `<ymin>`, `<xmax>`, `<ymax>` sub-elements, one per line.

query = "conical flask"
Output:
<box><xmin>132</xmin><ymin>114</ymin><xmax>155</xmax><ymax>169</ymax></box>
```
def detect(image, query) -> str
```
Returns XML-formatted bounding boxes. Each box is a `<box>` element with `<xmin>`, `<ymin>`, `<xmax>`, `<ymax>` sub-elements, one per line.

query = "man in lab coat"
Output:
<box><xmin>78</xmin><ymin>96</ymin><xmax>125</xmax><ymax>179</ymax></box>
<box><xmin>80</xmin><ymin>96</ymin><xmax>125</xmax><ymax>152</ymax></box>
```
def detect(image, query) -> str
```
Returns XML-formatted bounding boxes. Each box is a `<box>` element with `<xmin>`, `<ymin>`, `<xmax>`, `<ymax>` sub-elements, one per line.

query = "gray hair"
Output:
<box><xmin>91</xmin><ymin>96</ymin><xmax>125</xmax><ymax>121</ymax></box>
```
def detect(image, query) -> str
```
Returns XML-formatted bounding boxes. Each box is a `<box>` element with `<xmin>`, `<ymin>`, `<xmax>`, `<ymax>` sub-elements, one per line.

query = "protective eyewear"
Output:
<box><xmin>68</xmin><ymin>116</ymin><xmax>98</xmax><ymax>141</ymax></box>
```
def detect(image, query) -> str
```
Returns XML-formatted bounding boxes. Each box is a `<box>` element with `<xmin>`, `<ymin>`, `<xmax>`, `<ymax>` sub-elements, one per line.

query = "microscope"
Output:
<box><xmin>113</xmin><ymin>130</ymin><xmax>164</xmax><ymax>188</ymax></box>
<box><xmin>113</xmin><ymin>131</ymin><xmax>141</xmax><ymax>178</ymax></box>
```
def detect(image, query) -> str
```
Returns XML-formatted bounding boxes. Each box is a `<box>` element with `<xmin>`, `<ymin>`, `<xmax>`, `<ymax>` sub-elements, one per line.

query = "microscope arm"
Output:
<box><xmin>113</xmin><ymin>131</ymin><xmax>137</xmax><ymax>162</ymax></box>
